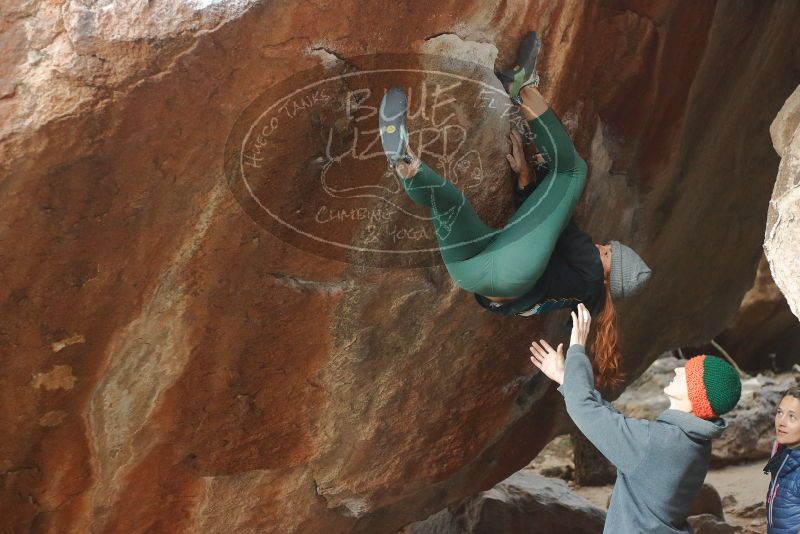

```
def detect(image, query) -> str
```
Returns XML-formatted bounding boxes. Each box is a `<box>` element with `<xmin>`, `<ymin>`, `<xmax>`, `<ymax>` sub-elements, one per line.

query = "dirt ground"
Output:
<box><xmin>526</xmin><ymin>436</ymin><xmax>769</xmax><ymax>533</ymax></box>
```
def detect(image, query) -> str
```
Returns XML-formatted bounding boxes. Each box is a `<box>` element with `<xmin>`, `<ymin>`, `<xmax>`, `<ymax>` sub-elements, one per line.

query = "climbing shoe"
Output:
<box><xmin>497</xmin><ymin>31</ymin><xmax>542</xmax><ymax>105</ymax></box>
<box><xmin>379</xmin><ymin>86</ymin><xmax>414</xmax><ymax>169</ymax></box>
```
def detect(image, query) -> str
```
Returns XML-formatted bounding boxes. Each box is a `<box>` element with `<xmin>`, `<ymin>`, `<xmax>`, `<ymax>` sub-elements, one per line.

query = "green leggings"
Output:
<box><xmin>402</xmin><ymin>108</ymin><xmax>588</xmax><ymax>298</ymax></box>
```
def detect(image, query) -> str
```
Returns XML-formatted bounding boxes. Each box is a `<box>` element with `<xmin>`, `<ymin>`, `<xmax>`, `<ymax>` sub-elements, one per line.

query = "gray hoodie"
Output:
<box><xmin>557</xmin><ymin>345</ymin><xmax>727</xmax><ymax>534</ymax></box>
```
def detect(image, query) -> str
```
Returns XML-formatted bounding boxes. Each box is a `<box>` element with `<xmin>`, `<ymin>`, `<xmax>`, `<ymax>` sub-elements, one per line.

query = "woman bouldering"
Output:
<box><xmin>379</xmin><ymin>31</ymin><xmax>652</xmax><ymax>385</ymax></box>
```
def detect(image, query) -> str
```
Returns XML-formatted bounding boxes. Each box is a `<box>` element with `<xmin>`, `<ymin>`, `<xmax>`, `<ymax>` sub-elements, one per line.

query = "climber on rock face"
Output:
<box><xmin>531</xmin><ymin>303</ymin><xmax>742</xmax><ymax>534</ymax></box>
<box><xmin>379</xmin><ymin>31</ymin><xmax>651</xmax><ymax>386</ymax></box>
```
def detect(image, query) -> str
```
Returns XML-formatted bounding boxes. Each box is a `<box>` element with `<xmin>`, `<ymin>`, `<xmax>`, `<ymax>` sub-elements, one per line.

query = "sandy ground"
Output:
<box><xmin>527</xmin><ymin>436</ymin><xmax>769</xmax><ymax>533</ymax></box>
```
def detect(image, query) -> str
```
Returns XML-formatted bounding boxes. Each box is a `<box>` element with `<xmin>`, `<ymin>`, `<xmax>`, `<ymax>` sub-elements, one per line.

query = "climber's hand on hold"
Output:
<box><xmin>529</xmin><ymin>339</ymin><xmax>565</xmax><ymax>385</ymax></box>
<box><xmin>569</xmin><ymin>303</ymin><xmax>591</xmax><ymax>348</ymax></box>
<box><xmin>506</xmin><ymin>129</ymin><xmax>531</xmax><ymax>187</ymax></box>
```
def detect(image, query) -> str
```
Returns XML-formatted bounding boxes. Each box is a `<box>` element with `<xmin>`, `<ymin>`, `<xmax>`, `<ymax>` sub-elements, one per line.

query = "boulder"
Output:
<box><xmin>765</xmin><ymin>84</ymin><xmax>800</xmax><ymax>320</ymax></box>
<box><xmin>572</xmin><ymin>431</ymin><xmax>616</xmax><ymax>487</ymax></box>
<box><xmin>687</xmin><ymin>484</ymin><xmax>724</xmax><ymax>521</ymax></box>
<box><xmin>717</xmin><ymin>254</ymin><xmax>800</xmax><ymax>372</ymax></box>
<box><xmin>2</xmin><ymin>1</ymin><xmax>800</xmax><ymax>532</ymax></box>
<box><xmin>402</xmin><ymin>471</ymin><xmax>605</xmax><ymax>534</ymax></box>
<box><xmin>687</xmin><ymin>514</ymin><xmax>742</xmax><ymax>534</ymax></box>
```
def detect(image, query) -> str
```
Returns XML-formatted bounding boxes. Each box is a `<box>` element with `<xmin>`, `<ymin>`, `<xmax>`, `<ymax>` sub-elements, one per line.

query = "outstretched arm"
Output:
<box><xmin>557</xmin><ymin>344</ymin><xmax>650</xmax><ymax>475</ymax></box>
<box><xmin>530</xmin><ymin>304</ymin><xmax>650</xmax><ymax>475</ymax></box>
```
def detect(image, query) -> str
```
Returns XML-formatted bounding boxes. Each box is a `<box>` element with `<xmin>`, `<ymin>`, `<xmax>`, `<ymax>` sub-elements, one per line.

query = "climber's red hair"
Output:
<box><xmin>592</xmin><ymin>283</ymin><xmax>624</xmax><ymax>389</ymax></box>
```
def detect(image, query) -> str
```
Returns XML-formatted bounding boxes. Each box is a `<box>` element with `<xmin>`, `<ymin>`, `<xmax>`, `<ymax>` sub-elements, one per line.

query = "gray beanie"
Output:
<box><xmin>609</xmin><ymin>241</ymin><xmax>652</xmax><ymax>299</ymax></box>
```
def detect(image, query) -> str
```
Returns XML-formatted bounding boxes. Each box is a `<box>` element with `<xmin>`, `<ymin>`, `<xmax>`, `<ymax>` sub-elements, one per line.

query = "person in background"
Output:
<box><xmin>764</xmin><ymin>386</ymin><xmax>800</xmax><ymax>534</ymax></box>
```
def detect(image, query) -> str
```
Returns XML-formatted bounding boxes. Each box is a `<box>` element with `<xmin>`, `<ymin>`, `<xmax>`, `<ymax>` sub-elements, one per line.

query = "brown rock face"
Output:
<box><xmin>1</xmin><ymin>1</ymin><xmax>799</xmax><ymax>533</ymax></box>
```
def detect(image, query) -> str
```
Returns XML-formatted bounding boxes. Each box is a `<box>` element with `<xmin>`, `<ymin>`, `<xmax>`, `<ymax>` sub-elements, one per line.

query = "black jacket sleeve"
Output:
<box><xmin>553</xmin><ymin>220</ymin><xmax>603</xmax><ymax>283</ymax></box>
<box><xmin>546</xmin><ymin>221</ymin><xmax>606</xmax><ymax>329</ymax></box>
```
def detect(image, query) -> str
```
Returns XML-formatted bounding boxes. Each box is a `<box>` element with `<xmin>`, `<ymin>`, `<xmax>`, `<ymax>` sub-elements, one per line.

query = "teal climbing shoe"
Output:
<box><xmin>379</xmin><ymin>86</ymin><xmax>413</xmax><ymax>169</ymax></box>
<box><xmin>497</xmin><ymin>31</ymin><xmax>542</xmax><ymax>105</ymax></box>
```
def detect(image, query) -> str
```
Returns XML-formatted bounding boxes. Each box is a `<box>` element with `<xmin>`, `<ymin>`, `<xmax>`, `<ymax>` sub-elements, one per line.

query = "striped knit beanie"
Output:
<box><xmin>685</xmin><ymin>355</ymin><xmax>742</xmax><ymax>419</ymax></box>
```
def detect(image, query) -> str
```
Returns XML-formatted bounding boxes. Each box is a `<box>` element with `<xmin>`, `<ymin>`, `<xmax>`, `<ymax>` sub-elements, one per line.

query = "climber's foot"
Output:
<box><xmin>497</xmin><ymin>31</ymin><xmax>542</xmax><ymax>105</ymax></box>
<box><xmin>379</xmin><ymin>86</ymin><xmax>413</xmax><ymax>170</ymax></box>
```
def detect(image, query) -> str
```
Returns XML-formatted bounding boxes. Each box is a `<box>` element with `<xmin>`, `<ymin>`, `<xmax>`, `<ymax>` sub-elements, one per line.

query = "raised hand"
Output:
<box><xmin>570</xmin><ymin>302</ymin><xmax>592</xmax><ymax>348</ymax></box>
<box><xmin>394</xmin><ymin>145</ymin><xmax>420</xmax><ymax>179</ymax></box>
<box><xmin>506</xmin><ymin>129</ymin><xmax>530</xmax><ymax>184</ymax></box>
<box><xmin>529</xmin><ymin>339</ymin><xmax>565</xmax><ymax>385</ymax></box>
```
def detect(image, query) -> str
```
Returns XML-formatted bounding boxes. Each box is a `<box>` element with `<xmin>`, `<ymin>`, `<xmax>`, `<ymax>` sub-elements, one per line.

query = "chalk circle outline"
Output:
<box><xmin>223</xmin><ymin>53</ymin><xmax>562</xmax><ymax>267</ymax></box>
